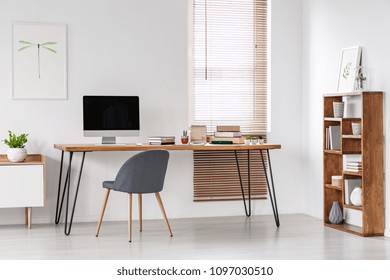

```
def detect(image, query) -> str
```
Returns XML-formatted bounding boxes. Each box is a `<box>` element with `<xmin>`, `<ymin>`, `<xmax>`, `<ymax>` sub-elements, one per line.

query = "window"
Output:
<box><xmin>190</xmin><ymin>0</ymin><xmax>269</xmax><ymax>202</ymax></box>
<box><xmin>191</xmin><ymin>0</ymin><xmax>268</xmax><ymax>135</ymax></box>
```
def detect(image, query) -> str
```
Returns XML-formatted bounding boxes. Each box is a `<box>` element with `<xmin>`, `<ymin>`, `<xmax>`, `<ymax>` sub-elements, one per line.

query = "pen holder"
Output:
<box><xmin>181</xmin><ymin>136</ymin><xmax>189</xmax><ymax>144</ymax></box>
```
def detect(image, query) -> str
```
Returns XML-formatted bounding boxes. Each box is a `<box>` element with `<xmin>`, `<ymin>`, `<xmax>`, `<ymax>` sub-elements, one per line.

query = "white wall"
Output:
<box><xmin>302</xmin><ymin>0</ymin><xmax>390</xmax><ymax>235</ymax></box>
<box><xmin>0</xmin><ymin>0</ymin><xmax>304</xmax><ymax>225</ymax></box>
<box><xmin>269</xmin><ymin>0</ymin><xmax>304</xmax><ymax>214</ymax></box>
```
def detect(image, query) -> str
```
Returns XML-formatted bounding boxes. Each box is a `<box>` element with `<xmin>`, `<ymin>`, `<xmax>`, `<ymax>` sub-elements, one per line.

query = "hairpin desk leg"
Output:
<box><xmin>64</xmin><ymin>152</ymin><xmax>86</xmax><ymax>235</ymax></box>
<box><xmin>260</xmin><ymin>149</ymin><xmax>280</xmax><ymax>227</ymax></box>
<box><xmin>234</xmin><ymin>150</ymin><xmax>251</xmax><ymax>217</ymax></box>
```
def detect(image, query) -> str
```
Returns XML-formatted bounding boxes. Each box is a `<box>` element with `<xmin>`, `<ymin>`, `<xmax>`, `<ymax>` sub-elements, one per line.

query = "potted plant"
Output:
<box><xmin>2</xmin><ymin>130</ymin><xmax>29</xmax><ymax>162</ymax></box>
<box><xmin>244</xmin><ymin>135</ymin><xmax>256</xmax><ymax>145</ymax></box>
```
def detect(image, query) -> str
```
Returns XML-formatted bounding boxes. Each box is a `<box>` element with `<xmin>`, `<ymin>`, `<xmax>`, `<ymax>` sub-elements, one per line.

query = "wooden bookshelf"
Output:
<box><xmin>323</xmin><ymin>91</ymin><xmax>384</xmax><ymax>237</ymax></box>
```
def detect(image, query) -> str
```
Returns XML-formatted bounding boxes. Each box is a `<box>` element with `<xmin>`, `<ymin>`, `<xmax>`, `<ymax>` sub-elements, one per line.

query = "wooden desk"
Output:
<box><xmin>54</xmin><ymin>143</ymin><xmax>281</xmax><ymax>235</ymax></box>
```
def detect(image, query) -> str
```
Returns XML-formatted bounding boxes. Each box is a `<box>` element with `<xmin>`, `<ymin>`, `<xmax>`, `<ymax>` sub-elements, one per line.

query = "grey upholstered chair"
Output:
<box><xmin>95</xmin><ymin>150</ymin><xmax>173</xmax><ymax>242</ymax></box>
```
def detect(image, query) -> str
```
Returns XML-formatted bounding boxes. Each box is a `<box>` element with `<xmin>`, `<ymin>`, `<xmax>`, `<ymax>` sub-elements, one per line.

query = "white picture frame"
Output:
<box><xmin>337</xmin><ymin>46</ymin><xmax>361</xmax><ymax>92</ymax></box>
<box><xmin>12</xmin><ymin>22</ymin><xmax>67</xmax><ymax>99</ymax></box>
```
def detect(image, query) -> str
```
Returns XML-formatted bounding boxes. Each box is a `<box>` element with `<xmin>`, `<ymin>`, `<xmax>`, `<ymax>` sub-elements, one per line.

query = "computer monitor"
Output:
<box><xmin>83</xmin><ymin>95</ymin><xmax>140</xmax><ymax>144</ymax></box>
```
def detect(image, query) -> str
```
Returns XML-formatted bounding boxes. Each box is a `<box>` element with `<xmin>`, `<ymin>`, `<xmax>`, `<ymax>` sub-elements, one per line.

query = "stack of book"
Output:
<box><xmin>148</xmin><ymin>136</ymin><xmax>175</xmax><ymax>145</ymax></box>
<box><xmin>345</xmin><ymin>161</ymin><xmax>362</xmax><ymax>173</ymax></box>
<box><xmin>209</xmin><ymin>125</ymin><xmax>244</xmax><ymax>144</ymax></box>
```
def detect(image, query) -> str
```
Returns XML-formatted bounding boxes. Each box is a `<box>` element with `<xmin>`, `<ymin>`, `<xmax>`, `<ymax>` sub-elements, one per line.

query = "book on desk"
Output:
<box><xmin>148</xmin><ymin>136</ymin><xmax>175</xmax><ymax>145</ymax></box>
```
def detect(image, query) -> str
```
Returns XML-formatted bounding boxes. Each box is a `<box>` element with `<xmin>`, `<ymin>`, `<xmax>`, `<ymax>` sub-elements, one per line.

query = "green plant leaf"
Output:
<box><xmin>19</xmin><ymin>40</ymin><xmax>33</xmax><ymax>44</ymax></box>
<box><xmin>41</xmin><ymin>46</ymin><xmax>57</xmax><ymax>53</ymax></box>
<box><xmin>41</xmin><ymin>42</ymin><xmax>57</xmax><ymax>45</ymax></box>
<box><xmin>2</xmin><ymin>130</ymin><xmax>29</xmax><ymax>148</ymax></box>
<box><xmin>18</xmin><ymin>45</ymin><xmax>34</xmax><ymax>51</ymax></box>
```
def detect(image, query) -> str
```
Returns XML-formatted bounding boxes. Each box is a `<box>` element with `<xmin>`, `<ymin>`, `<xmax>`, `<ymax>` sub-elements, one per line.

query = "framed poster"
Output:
<box><xmin>12</xmin><ymin>23</ymin><xmax>67</xmax><ymax>99</ymax></box>
<box><xmin>337</xmin><ymin>46</ymin><xmax>361</xmax><ymax>92</ymax></box>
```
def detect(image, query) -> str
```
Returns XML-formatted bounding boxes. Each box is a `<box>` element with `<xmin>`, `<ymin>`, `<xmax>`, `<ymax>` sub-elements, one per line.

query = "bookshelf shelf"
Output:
<box><xmin>324</xmin><ymin>222</ymin><xmax>363</xmax><ymax>236</ymax></box>
<box><xmin>323</xmin><ymin>150</ymin><xmax>342</xmax><ymax>155</ymax></box>
<box><xmin>323</xmin><ymin>91</ymin><xmax>384</xmax><ymax>237</ymax></box>
<box><xmin>324</xmin><ymin>117</ymin><xmax>342</xmax><ymax>122</ymax></box>
<box><xmin>325</xmin><ymin>184</ymin><xmax>342</xmax><ymax>191</ymax></box>
<box><xmin>342</xmin><ymin>135</ymin><xmax>361</xmax><ymax>139</ymax></box>
<box><xmin>343</xmin><ymin>171</ymin><xmax>362</xmax><ymax>176</ymax></box>
<box><xmin>343</xmin><ymin>204</ymin><xmax>362</xmax><ymax>211</ymax></box>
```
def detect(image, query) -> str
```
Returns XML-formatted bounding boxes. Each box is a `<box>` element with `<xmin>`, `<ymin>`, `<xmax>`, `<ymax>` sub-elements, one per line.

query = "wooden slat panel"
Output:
<box><xmin>193</xmin><ymin>145</ymin><xmax>268</xmax><ymax>202</ymax></box>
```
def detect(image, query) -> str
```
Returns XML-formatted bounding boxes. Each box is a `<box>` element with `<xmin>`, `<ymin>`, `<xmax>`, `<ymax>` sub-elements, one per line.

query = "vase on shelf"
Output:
<box><xmin>329</xmin><ymin>201</ymin><xmax>343</xmax><ymax>224</ymax></box>
<box><xmin>333</xmin><ymin>102</ymin><xmax>344</xmax><ymax>118</ymax></box>
<box><xmin>7</xmin><ymin>148</ymin><xmax>27</xmax><ymax>162</ymax></box>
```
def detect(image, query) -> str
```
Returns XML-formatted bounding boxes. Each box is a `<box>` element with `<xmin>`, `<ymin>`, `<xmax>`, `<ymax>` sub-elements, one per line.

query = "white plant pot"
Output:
<box><xmin>7</xmin><ymin>148</ymin><xmax>27</xmax><ymax>162</ymax></box>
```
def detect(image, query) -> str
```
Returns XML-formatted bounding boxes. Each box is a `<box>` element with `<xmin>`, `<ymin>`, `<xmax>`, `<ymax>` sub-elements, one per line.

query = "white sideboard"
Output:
<box><xmin>0</xmin><ymin>154</ymin><xmax>46</xmax><ymax>229</ymax></box>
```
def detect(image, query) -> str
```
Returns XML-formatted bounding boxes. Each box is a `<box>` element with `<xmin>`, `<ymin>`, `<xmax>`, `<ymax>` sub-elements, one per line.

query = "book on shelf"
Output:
<box><xmin>346</xmin><ymin>165</ymin><xmax>362</xmax><ymax>169</ymax></box>
<box><xmin>207</xmin><ymin>136</ymin><xmax>244</xmax><ymax>144</ymax></box>
<box><xmin>211</xmin><ymin>140</ymin><xmax>233</xmax><ymax>145</ymax></box>
<box><xmin>148</xmin><ymin>136</ymin><xmax>175</xmax><ymax>141</ymax></box>
<box><xmin>149</xmin><ymin>140</ymin><xmax>175</xmax><ymax>145</ymax></box>
<box><xmin>345</xmin><ymin>168</ymin><xmax>362</xmax><ymax>173</ymax></box>
<box><xmin>325</xmin><ymin>127</ymin><xmax>330</xmax><ymax>150</ymax></box>
<box><xmin>214</xmin><ymin>131</ymin><xmax>242</xmax><ymax>138</ymax></box>
<box><xmin>216</xmin><ymin>125</ymin><xmax>240</xmax><ymax>132</ymax></box>
<box><xmin>329</xmin><ymin>125</ymin><xmax>341</xmax><ymax>150</ymax></box>
<box><xmin>344</xmin><ymin>179</ymin><xmax>362</xmax><ymax>205</ymax></box>
<box><xmin>346</xmin><ymin>161</ymin><xmax>362</xmax><ymax>166</ymax></box>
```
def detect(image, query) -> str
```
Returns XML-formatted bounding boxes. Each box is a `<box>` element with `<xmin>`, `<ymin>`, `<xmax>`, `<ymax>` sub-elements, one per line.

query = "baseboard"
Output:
<box><xmin>385</xmin><ymin>229</ymin><xmax>390</xmax><ymax>237</ymax></box>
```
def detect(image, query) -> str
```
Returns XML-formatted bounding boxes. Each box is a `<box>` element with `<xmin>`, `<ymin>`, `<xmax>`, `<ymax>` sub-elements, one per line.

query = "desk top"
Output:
<box><xmin>54</xmin><ymin>143</ymin><xmax>281</xmax><ymax>152</ymax></box>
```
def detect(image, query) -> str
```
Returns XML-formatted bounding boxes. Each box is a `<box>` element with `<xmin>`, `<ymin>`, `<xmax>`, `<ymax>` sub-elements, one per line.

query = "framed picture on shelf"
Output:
<box><xmin>337</xmin><ymin>46</ymin><xmax>361</xmax><ymax>92</ymax></box>
<box><xmin>12</xmin><ymin>22</ymin><xmax>67</xmax><ymax>99</ymax></box>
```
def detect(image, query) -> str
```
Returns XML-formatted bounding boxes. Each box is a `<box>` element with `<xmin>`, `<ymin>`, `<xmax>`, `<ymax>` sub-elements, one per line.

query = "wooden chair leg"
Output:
<box><xmin>128</xmin><ymin>193</ymin><xmax>133</xmax><ymax>242</ymax></box>
<box><xmin>96</xmin><ymin>189</ymin><xmax>110</xmax><ymax>237</ymax></box>
<box><xmin>155</xmin><ymin>193</ymin><xmax>173</xmax><ymax>237</ymax></box>
<box><xmin>138</xmin><ymin>194</ymin><xmax>142</xmax><ymax>232</ymax></box>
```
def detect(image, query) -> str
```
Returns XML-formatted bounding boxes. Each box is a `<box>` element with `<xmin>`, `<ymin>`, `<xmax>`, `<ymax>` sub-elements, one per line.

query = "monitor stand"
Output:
<box><xmin>94</xmin><ymin>137</ymin><xmax>127</xmax><ymax>146</ymax></box>
<box><xmin>102</xmin><ymin>136</ymin><xmax>116</xmax><ymax>145</ymax></box>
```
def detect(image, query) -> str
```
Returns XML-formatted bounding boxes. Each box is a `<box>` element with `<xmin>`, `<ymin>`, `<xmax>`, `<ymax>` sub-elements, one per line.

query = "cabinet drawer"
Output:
<box><xmin>0</xmin><ymin>165</ymin><xmax>44</xmax><ymax>208</ymax></box>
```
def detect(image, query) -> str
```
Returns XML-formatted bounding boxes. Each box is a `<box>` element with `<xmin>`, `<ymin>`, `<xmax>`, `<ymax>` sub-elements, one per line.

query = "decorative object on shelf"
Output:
<box><xmin>337</xmin><ymin>46</ymin><xmax>362</xmax><ymax>92</ymax></box>
<box><xmin>354</xmin><ymin>66</ymin><xmax>369</xmax><ymax>91</ymax></box>
<box><xmin>2</xmin><ymin>130</ymin><xmax>29</xmax><ymax>162</ymax></box>
<box><xmin>190</xmin><ymin>125</ymin><xmax>207</xmax><ymax>144</ymax></box>
<box><xmin>331</xmin><ymin>175</ymin><xmax>342</xmax><ymax>188</ymax></box>
<box><xmin>13</xmin><ymin>22</ymin><xmax>67</xmax><ymax>99</ymax></box>
<box><xmin>329</xmin><ymin>201</ymin><xmax>343</xmax><ymax>224</ymax></box>
<box><xmin>257</xmin><ymin>138</ymin><xmax>264</xmax><ymax>144</ymax></box>
<box><xmin>333</xmin><ymin>102</ymin><xmax>344</xmax><ymax>118</ymax></box>
<box><xmin>351</xmin><ymin>122</ymin><xmax>361</xmax><ymax>135</ymax></box>
<box><xmin>344</xmin><ymin>179</ymin><xmax>362</xmax><ymax>205</ymax></box>
<box><xmin>181</xmin><ymin>130</ymin><xmax>189</xmax><ymax>144</ymax></box>
<box><xmin>350</xmin><ymin>186</ymin><xmax>362</xmax><ymax>206</ymax></box>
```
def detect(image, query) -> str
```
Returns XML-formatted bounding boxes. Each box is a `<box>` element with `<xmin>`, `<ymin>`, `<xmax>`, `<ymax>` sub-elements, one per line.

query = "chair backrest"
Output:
<box><xmin>113</xmin><ymin>150</ymin><xmax>169</xmax><ymax>193</ymax></box>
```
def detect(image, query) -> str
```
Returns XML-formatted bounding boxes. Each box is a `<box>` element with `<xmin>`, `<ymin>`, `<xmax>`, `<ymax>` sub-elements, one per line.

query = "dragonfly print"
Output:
<box><xmin>18</xmin><ymin>40</ymin><xmax>57</xmax><ymax>79</ymax></box>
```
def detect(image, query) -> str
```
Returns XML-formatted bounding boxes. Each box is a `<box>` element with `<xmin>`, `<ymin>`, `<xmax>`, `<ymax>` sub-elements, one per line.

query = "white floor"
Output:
<box><xmin>0</xmin><ymin>214</ymin><xmax>389</xmax><ymax>260</ymax></box>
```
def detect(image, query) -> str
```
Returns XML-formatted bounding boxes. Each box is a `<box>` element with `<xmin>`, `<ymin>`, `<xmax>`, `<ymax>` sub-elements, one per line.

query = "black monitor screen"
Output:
<box><xmin>83</xmin><ymin>96</ymin><xmax>140</xmax><ymax>131</ymax></box>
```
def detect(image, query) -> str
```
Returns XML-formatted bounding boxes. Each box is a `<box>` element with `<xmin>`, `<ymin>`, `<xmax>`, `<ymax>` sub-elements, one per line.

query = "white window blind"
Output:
<box><xmin>192</xmin><ymin>0</ymin><xmax>268</xmax><ymax>135</ymax></box>
<box><xmin>191</xmin><ymin>0</ymin><xmax>269</xmax><ymax>202</ymax></box>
